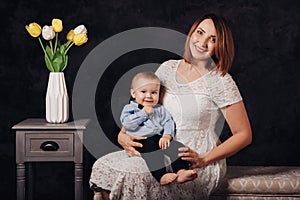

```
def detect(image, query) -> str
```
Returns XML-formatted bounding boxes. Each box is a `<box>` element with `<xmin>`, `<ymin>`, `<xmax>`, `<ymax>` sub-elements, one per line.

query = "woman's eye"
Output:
<box><xmin>210</xmin><ymin>37</ymin><xmax>216</xmax><ymax>43</ymax></box>
<box><xmin>197</xmin><ymin>30</ymin><xmax>203</xmax><ymax>35</ymax></box>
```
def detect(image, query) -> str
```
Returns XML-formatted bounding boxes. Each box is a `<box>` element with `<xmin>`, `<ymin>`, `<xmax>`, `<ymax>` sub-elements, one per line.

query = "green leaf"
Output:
<box><xmin>61</xmin><ymin>55</ymin><xmax>68</xmax><ymax>72</ymax></box>
<box><xmin>44</xmin><ymin>54</ymin><xmax>54</xmax><ymax>72</ymax></box>
<box><xmin>52</xmin><ymin>52</ymin><xmax>65</xmax><ymax>72</ymax></box>
<box><xmin>59</xmin><ymin>44</ymin><xmax>66</xmax><ymax>54</ymax></box>
<box><xmin>45</xmin><ymin>45</ymin><xmax>53</xmax><ymax>60</ymax></box>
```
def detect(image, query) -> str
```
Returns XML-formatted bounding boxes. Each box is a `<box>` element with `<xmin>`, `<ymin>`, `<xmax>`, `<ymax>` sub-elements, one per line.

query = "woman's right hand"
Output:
<box><xmin>118</xmin><ymin>127</ymin><xmax>146</xmax><ymax>156</ymax></box>
<box><xmin>178</xmin><ymin>146</ymin><xmax>209</xmax><ymax>168</ymax></box>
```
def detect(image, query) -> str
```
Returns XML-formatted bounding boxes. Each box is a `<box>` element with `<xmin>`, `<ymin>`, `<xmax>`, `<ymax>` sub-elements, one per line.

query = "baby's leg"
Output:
<box><xmin>160</xmin><ymin>173</ymin><xmax>178</xmax><ymax>185</ymax></box>
<box><xmin>177</xmin><ymin>169</ymin><xmax>198</xmax><ymax>184</ymax></box>
<box><xmin>164</xmin><ymin>140</ymin><xmax>191</xmax><ymax>172</ymax></box>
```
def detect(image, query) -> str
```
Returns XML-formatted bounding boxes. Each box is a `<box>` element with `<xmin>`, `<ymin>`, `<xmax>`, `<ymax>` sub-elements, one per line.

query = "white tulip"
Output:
<box><xmin>42</xmin><ymin>25</ymin><xmax>55</xmax><ymax>40</ymax></box>
<box><xmin>74</xmin><ymin>25</ymin><xmax>87</xmax><ymax>34</ymax></box>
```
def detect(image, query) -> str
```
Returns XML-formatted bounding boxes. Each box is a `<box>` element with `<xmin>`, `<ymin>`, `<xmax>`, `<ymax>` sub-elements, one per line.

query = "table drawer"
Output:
<box><xmin>25</xmin><ymin>133</ymin><xmax>74</xmax><ymax>157</ymax></box>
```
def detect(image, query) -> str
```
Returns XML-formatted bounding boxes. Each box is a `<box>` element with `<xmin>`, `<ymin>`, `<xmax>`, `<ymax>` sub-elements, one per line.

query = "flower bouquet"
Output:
<box><xmin>25</xmin><ymin>18</ymin><xmax>88</xmax><ymax>72</ymax></box>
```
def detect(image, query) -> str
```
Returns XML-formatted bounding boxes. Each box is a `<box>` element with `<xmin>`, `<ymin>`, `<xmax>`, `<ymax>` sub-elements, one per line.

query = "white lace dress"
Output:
<box><xmin>90</xmin><ymin>59</ymin><xmax>242</xmax><ymax>200</ymax></box>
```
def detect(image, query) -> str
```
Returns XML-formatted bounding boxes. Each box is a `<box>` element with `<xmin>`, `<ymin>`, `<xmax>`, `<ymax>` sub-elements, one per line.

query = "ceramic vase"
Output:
<box><xmin>46</xmin><ymin>72</ymin><xmax>69</xmax><ymax>123</ymax></box>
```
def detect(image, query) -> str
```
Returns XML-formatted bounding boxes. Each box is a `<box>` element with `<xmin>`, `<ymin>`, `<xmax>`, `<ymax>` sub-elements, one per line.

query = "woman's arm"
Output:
<box><xmin>117</xmin><ymin>127</ymin><xmax>146</xmax><ymax>156</ymax></box>
<box><xmin>179</xmin><ymin>101</ymin><xmax>252</xmax><ymax>168</ymax></box>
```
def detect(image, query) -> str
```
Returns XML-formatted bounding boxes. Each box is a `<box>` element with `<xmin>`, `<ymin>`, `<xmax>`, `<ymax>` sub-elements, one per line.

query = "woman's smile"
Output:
<box><xmin>194</xmin><ymin>44</ymin><xmax>207</xmax><ymax>53</ymax></box>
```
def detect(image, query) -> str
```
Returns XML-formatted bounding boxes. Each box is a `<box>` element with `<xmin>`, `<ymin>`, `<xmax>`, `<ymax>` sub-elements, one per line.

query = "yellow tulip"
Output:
<box><xmin>25</xmin><ymin>22</ymin><xmax>42</xmax><ymax>38</ymax></box>
<box><xmin>66</xmin><ymin>30</ymin><xmax>74</xmax><ymax>41</ymax></box>
<box><xmin>52</xmin><ymin>18</ymin><xmax>63</xmax><ymax>32</ymax></box>
<box><xmin>73</xmin><ymin>33</ymin><xmax>88</xmax><ymax>46</ymax></box>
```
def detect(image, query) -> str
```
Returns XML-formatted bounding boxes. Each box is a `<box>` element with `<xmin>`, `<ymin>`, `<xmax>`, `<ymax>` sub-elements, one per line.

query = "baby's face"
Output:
<box><xmin>131</xmin><ymin>81</ymin><xmax>160</xmax><ymax>107</ymax></box>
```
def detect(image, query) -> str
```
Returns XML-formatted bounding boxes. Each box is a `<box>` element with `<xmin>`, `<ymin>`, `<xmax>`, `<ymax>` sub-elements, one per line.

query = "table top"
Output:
<box><xmin>12</xmin><ymin>118</ymin><xmax>90</xmax><ymax>130</ymax></box>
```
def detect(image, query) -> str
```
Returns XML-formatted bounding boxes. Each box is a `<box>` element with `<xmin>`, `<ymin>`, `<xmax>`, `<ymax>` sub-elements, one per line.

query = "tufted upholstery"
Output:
<box><xmin>210</xmin><ymin>166</ymin><xmax>300</xmax><ymax>200</ymax></box>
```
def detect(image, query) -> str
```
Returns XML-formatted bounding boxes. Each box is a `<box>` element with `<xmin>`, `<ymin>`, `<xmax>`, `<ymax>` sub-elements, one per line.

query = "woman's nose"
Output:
<box><xmin>196</xmin><ymin>35</ymin><xmax>208</xmax><ymax>47</ymax></box>
<box><xmin>199</xmin><ymin>38</ymin><xmax>208</xmax><ymax>47</ymax></box>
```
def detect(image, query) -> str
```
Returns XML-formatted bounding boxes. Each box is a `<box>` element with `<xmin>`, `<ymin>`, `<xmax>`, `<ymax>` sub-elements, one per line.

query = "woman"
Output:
<box><xmin>90</xmin><ymin>13</ymin><xmax>252</xmax><ymax>200</ymax></box>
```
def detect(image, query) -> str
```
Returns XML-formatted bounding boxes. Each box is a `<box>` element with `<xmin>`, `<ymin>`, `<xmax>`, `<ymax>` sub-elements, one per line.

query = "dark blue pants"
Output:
<box><xmin>136</xmin><ymin>135</ymin><xmax>191</xmax><ymax>182</ymax></box>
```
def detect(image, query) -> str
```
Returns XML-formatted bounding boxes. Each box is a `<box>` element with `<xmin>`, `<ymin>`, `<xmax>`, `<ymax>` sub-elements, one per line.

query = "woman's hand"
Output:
<box><xmin>178</xmin><ymin>147</ymin><xmax>208</xmax><ymax>168</ymax></box>
<box><xmin>118</xmin><ymin>127</ymin><xmax>146</xmax><ymax>157</ymax></box>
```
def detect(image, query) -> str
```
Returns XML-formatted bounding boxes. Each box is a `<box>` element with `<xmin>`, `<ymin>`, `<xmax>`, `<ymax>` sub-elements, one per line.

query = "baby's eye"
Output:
<box><xmin>152</xmin><ymin>91</ymin><xmax>158</xmax><ymax>94</ymax></box>
<box><xmin>141</xmin><ymin>91</ymin><xmax>146</xmax><ymax>93</ymax></box>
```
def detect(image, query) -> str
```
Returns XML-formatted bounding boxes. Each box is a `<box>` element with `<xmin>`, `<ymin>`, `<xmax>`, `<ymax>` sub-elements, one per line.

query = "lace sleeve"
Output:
<box><xmin>208</xmin><ymin>72</ymin><xmax>243</xmax><ymax>108</ymax></box>
<box><xmin>154</xmin><ymin>64</ymin><xmax>164</xmax><ymax>80</ymax></box>
<box><xmin>155</xmin><ymin>59</ymin><xmax>178</xmax><ymax>81</ymax></box>
<box><xmin>155</xmin><ymin>60</ymin><xmax>169</xmax><ymax>82</ymax></box>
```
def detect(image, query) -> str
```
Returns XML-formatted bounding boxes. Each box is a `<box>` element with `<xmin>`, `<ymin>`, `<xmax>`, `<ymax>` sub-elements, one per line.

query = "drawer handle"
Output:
<box><xmin>40</xmin><ymin>141</ymin><xmax>59</xmax><ymax>151</ymax></box>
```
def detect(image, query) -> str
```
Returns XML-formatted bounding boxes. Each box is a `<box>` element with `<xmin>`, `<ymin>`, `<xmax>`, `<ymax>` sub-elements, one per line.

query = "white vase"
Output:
<box><xmin>46</xmin><ymin>72</ymin><xmax>69</xmax><ymax>123</ymax></box>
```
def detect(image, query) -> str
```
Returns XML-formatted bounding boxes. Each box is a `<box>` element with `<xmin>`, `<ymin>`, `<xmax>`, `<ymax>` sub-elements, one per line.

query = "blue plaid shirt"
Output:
<box><xmin>120</xmin><ymin>101</ymin><xmax>175</xmax><ymax>138</ymax></box>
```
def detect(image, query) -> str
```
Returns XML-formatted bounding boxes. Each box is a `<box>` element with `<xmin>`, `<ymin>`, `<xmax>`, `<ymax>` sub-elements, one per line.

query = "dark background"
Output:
<box><xmin>1</xmin><ymin>0</ymin><xmax>299</xmax><ymax>199</ymax></box>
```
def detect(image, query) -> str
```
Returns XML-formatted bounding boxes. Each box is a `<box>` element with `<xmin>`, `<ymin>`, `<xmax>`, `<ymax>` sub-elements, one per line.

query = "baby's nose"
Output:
<box><xmin>146</xmin><ymin>92</ymin><xmax>151</xmax><ymax>97</ymax></box>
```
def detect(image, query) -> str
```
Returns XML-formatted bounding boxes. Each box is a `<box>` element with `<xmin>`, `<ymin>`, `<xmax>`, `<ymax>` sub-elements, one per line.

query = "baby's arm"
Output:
<box><xmin>120</xmin><ymin>104</ymin><xmax>149</xmax><ymax>131</ymax></box>
<box><xmin>158</xmin><ymin>105</ymin><xmax>176</xmax><ymax>149</ymax></box>
<box><xmin>159</xmin><ymin>105</ymin><xmax>175</xmax><ymax>138</ymax></box>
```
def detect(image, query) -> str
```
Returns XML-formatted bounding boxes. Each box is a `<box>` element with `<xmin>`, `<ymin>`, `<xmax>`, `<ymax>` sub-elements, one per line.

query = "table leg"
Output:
<box><xmin>27</xmin><ymin>163</ymin><xmax>35</xmax><ymax>200</ymax></box>
<box><xmin>75</xmin><ymin>163</ymin><xmax>83</xmax><ymax>200</ymax></box>
<box><xmin>16</xmin><ymin>163</ymin><xmax>26</xmax><ymax>200</ymax></box>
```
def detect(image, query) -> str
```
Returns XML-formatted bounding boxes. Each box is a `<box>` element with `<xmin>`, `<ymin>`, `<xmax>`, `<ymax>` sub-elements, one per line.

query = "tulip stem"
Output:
<box><xmin>64</xmin><ymin>42</ymin><xmax>74</xmax><ymax>55</ymax></box>
<box><xmin>65</xmin><ymin>40</ymin><xmax>72</xmax><ymax>48</ymax></box>
<box><xmin>54</xmin><ymin>33</ymin><xmax>58</xmax><ymax>54</ymax></box>
<box><xmin>38</xmin><ymin>37</ymin><xmax>54</xmax><ymax>72</ymax></box>
<box><xmin>49</xmin><ymin>40</ymin><xmax>54</xmax><ymax>55</ymax></box>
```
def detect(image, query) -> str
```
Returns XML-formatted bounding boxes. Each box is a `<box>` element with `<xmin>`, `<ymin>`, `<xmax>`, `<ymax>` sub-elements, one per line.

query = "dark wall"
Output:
<box><xmin>1</xmin><ymin>0</ymin><xmax>299</xmax><ymax>199</ymax></box>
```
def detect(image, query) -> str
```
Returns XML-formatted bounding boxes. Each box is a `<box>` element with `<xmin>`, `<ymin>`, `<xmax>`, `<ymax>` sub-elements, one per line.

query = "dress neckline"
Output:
<box><xmin>174</xmin><ymin>59</ymin><xmax>213</xmax><ymax>85</ymax></box>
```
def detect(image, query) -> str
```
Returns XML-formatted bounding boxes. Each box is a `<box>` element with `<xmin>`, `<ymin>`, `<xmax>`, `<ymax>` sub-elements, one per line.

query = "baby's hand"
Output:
<box><xmin>143</xmin><ymin>105</ymin><xmax>154</xmax><ymax>115</ymax></box>
<box><xmin>159</xmin><ymin>135</ymin><xmax>172</xmax><ymax>149</ymax></box>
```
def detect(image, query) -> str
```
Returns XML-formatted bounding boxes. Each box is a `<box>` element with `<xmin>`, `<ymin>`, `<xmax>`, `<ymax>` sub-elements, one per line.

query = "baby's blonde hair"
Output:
<box><xmin>131</xmin><ymin>71</ymin><xmax>160</xmax><ymax>90</ymax></box>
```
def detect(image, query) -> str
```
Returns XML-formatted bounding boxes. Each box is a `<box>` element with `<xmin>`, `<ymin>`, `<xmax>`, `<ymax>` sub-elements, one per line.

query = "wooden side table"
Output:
<box><xmin>12</xmin><ymin>118</ymin><xmax>89</xmax><ymax>200</ymax></box>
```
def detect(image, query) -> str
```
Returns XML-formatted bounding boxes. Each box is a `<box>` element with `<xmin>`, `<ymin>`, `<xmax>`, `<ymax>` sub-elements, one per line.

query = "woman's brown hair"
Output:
<box><xmin>183</xmin><ymin>13</ymin><xmax>234</xmax><ymax>76</ymax></box>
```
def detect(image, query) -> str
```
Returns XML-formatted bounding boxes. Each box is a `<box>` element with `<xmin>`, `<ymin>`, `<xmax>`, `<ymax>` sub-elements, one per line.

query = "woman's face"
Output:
<box><xmin>189</xmin><ymin>18</ymin><xmax>217</xmax><ymax>61</ymax></box>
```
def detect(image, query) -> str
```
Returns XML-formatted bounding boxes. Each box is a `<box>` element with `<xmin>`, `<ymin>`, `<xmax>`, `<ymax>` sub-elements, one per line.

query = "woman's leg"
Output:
<box><xmin>100</xmin><ymin>189</ymin><xmax>110</xmax><ymax>200</ymax></box>
<box><xmin>91</xmin><ymin>184</ymin><xmax>110</xmax><ymax>200</ymax></box>
<box><xmin>93</xmin><ymin>189</ymin><xmax>110</xmax><ymax>200</ymax></box>
<box><xmin>93</xmin><ymin>192</ymin><xmax>101</xmax><ymax>200</ymax></box>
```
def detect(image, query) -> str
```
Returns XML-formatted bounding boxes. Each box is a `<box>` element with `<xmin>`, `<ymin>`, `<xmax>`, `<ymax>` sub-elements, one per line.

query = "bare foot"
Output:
<box><xmin>160</xmin><ymin>173</ymin><xmax>178</xmax><ymax>185</ymax></box>
<box><xmin>177</xmin><ymin>169</ymin><xmax>197</xmax><ymax>184</ymax></box>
